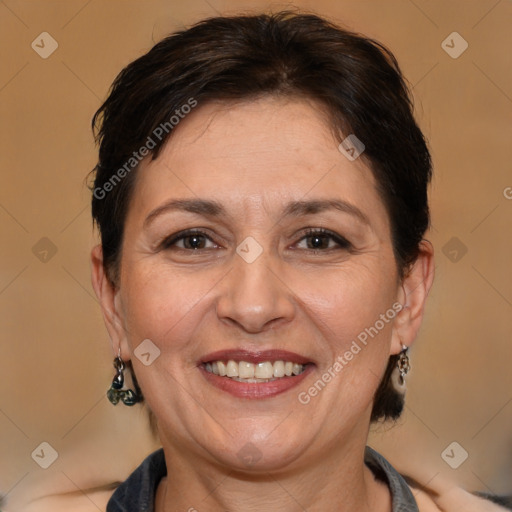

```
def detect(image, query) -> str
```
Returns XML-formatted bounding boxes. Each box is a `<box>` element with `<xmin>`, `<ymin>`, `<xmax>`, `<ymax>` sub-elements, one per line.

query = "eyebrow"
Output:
<box><xmin>282</xmin><ymin>199</ymin><xmax>370</xmax><ymax>225</ymax></box>
<box><xmin>144</xmin><ymin>199</ymin><xmax>225</xmax><ymax>228</ymax></box>
<box><xmin>143</xmin><ymin>198</ymin><xmax>370</xmax><ymax>228</ymax></box>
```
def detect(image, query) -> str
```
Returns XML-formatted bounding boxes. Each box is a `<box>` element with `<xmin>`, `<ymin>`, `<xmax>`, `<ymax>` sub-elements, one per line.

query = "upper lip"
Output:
<box><xmin>200</xmin><ymin>349</ymin><xmax>312</xmax><ymax>365</ymax></box>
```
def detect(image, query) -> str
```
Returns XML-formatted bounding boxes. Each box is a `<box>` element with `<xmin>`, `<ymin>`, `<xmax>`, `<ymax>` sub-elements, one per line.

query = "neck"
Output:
<box><xmin>155</xmin><ymin>426</ymin><xmax>392</xmax><ymax>512</ymax></box>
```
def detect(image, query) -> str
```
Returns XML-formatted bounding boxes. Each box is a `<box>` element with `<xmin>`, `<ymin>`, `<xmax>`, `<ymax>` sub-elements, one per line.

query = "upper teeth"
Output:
<box><xmin>204</xmin><ymin>360</ymin><xmax>305</xmax><ymax>379</ymax></box>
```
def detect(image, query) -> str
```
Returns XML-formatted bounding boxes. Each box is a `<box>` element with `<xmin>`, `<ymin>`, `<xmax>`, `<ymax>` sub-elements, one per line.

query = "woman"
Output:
<box><xmin>89</xmin><ymin>11</ymin><xmax>509</xmax><ymax>512</ymax></box>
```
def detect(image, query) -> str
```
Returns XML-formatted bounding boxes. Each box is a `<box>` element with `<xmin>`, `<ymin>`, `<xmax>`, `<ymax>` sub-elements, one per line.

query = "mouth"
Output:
<box><xmin>203</xmin><ymin>360</ymin><xmax>308</xmax><ymax>382</ymax></box>
<box><xmin>199</xmin><ymin>349</ymin><xmax>314</xmax><ymax>399</ymax></box>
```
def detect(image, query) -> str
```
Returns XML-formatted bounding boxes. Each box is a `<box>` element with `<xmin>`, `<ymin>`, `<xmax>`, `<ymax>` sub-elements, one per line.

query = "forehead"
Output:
<box><xmin>129</xmin><ymin>96</ymin><xmax>389</xmax><ymax>229</ymax></box>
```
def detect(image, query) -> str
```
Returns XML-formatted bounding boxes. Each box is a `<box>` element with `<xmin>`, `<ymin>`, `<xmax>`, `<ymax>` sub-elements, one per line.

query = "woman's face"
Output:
<box><xmin>98</xmin><ymin>96</ymin><xmax>419</xmax><ymax>471</ymax></box>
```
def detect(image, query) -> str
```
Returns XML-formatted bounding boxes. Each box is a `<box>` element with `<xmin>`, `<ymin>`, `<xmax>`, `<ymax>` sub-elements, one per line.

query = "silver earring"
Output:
<box><xmin>391</xmin><ymin>344</ymin><xmax>410</xmax><ymax>392</ymax></box>
<box><xmin>397</xmin><ymin>344</ymin><xmax>410</xmax><ymax>385</ymax></box>
<box><xmin>107</xmin><ymin>351</ymin><xmax>140</xmax><ymax>406</ymax></box>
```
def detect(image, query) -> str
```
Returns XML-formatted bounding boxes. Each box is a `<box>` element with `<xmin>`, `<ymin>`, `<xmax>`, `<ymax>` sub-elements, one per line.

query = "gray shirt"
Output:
<box><xmin>107</xmin><ymin>446</ymin><xmax>419</xmax><ymax>511</ymax></box>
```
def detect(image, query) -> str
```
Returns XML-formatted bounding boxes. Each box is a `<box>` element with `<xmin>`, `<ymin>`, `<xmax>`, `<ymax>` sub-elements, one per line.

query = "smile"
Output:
<box><xmin>203</xmin><ymin>360</ymin><xmax>307</xmax><ymax>382</ymax></box>
<box><xmin>199</xmin><ymin>349</ymin><xmax>314</xmax><ymax>399</ymax></box>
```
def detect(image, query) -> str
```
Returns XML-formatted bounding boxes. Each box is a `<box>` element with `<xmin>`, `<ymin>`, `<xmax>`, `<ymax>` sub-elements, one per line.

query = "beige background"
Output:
<box><xmin>1</xmin><ymin>0</ymin><xmax>511</xmax><ymax>509</ymax></box>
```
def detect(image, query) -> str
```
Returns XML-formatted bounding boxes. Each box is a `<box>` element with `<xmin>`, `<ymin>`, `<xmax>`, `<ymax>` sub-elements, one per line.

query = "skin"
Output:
<box><xmin>92</xmin><ymin>96</ymin><xmax>434</xmax><ymax>512</ymax></box>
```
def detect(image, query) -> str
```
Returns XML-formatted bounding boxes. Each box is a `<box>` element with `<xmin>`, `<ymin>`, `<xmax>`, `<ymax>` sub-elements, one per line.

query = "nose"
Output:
<box><xmin>216</xmin><ymin>250</ymin><xmax>296</xmax><ymax>334</ymax></box>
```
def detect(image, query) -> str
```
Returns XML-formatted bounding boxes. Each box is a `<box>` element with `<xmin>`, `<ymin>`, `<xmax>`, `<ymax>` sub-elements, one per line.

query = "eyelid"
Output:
<box><xmin>159</xmin><ymin>227</ymin><xmax>352</xmax><ymax>252</ymax></box>
<box><xmin>159</xmin><ymin>228</ymin><xmax>219</xmax><ymax>250</ymax></box>
<box><xmin>293</xmin><ymin>227</ymin><xmax>352</xmax><ymax>250</ymax></box>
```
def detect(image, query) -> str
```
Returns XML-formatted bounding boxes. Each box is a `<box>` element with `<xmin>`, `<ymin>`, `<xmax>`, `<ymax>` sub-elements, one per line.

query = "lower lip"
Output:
<box><xmin>199</xmin><ymin>364</ymin><xmax>314</xmax><ymax>399</ymax></box>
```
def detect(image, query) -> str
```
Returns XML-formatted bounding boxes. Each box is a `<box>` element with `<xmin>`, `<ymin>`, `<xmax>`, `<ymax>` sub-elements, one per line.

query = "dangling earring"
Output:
<box><xmin>391</xmin><ymin>344</ymin><xmax>410</xmax><ymax>392</ymax></box>
<box><xmin>107</xmin><ymin>351</ymin><xmax>140</xmax><ymax>406</ymax></box>
<box><xmin>397</xmin><ymin>344</ymin><xmax>410</xmax><ymax>384</ymax></box>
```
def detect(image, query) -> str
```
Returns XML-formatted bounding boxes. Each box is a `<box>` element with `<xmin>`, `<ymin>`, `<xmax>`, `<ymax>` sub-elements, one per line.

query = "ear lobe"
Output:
<box><xmin>91</xmin><ymin>244</ymin><xmax>129</xmax><ymax>358</ymax></box>
<box><xmin>391</xmin><ymin>240</ymin><xmax>435</xmax><ymax>355</ymax></box>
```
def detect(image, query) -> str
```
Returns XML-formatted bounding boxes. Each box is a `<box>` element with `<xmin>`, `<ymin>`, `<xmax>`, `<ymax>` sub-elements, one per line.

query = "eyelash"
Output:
<box><xmin>159</xmin><ymin>228</ymin><xmax>352</xmax><ymax>252</ymax></box>
<box><xmin>297</xmin><ymin>228</ymin><xmax>352</xmax><ymax>251</ymax></box>
<box><xmin>159</xmin><ymin>230</ymin><xmax>212</xmax><ymax>251</ymax></box>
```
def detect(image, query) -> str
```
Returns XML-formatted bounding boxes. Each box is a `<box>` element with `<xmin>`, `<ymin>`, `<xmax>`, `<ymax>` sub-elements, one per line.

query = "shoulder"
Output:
<box><xmin>6</xmin><ymin>449</ymin><xmax>165</xmax><ymax>512</ymax></box>
<box><xmin>404</xmin><ymin>475</ymin><xmax>512</xmax><ymax>512</ymax></box>
<box><xmin>365</xmin><ymin>446</ymin><xmax>511</xmax><ymax>512</ymax></box>
<box><xmin>8</xmin><ymin>488</ymin><xmax>115</xmax><ymax>512</ymax></box>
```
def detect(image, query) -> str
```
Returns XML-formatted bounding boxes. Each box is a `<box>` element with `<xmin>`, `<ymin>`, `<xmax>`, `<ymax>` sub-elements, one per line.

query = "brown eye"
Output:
<box><xmin>181</xmin><ymin>234</ymin><xmax>208</xmax><ymax>249</ymax></box>
<box><xmin>305</xmin><ymin>233</ymin><xmax>331</xmax><ymax>249</ymax></box>
<box><xmin>161</xmin><ymin>230</ymin><xmax>217</xmax><ymax>250</ymax></box>
<box><xmin>296</xmin><ymin>229</ymin><xmax>351</xmax><ymax>251</ymax></box>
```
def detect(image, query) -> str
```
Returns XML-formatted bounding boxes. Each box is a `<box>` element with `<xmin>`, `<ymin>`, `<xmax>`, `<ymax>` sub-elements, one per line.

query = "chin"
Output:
<box><xmin>211</xmin><ymin>430</ymin><xmax>310</xmax><ymax>474</ymax></box>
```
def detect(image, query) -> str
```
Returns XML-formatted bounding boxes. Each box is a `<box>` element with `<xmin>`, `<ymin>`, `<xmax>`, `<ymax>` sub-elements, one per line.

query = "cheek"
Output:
<box><xmin>293</xmin><ymin>259</ymin><xmax>398</xmax><ymax>344</ymax></box>
<box><xmin>119</xmin><ymin>263</ymin><xmax>218</xmax><ymax>355</ymax></box>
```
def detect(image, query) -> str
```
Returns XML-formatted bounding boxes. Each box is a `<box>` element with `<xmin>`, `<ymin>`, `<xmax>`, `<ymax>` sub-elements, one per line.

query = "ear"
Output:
<box><xmin>91</xmin><ymin>244</ymin><xmax>131</xmax><ymax>360</ymax></box>
<box><xmin>390</xmin><ymin>240</ymin><xmax>435</xmax><ymax>355</ymax></box>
